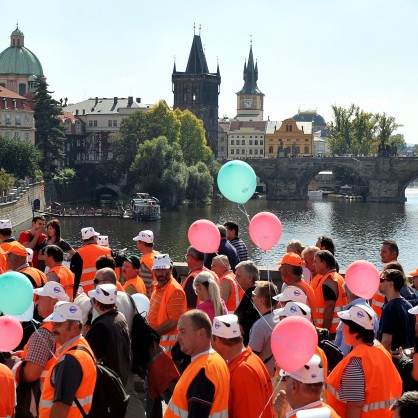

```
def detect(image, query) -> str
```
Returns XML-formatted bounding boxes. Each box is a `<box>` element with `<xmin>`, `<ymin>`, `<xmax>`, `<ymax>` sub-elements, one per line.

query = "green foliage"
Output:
<box><xmin>129</xmin><ymin>136</ymin><xmax>189</xmax><ymax>207</ymax></box>
<box><xmin>145</xmin><ymin>101</ymin><xmax>180</xmax><ymax>143</ymax></box>
<box><xmin>0</xmin><ymin>168</ymin><xmax>15</xmax><ymax>195</ymax></box>
<box><xmin>186</xmin><ymin>162</ymin><xmax>213</xmax><ymax>203</ymax></box>
<box><xmin>0</xmin><ymin>136</ymin><xmax>41</xmax><ymax>178</ymax></box>
<box><xmin>53</xmin><ymin>168</ymin><xmax>76</xmax><ymax>184</ymax></box>
<box><xmin>33</xmin><ymin>77</ymin><xmax>66</xmax><ymax>179</ymax></box>
<box><xmin>327</xmin><ymin>105</ymin><xmax>402</xmax><ymax>156</ymax></box>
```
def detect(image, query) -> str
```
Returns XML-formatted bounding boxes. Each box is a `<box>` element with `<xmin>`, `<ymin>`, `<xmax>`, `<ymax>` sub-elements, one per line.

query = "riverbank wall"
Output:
<box><xmin>0</xmin><ymin>181</ymin><xmax>46</xmax><ymax>227</ymax></box>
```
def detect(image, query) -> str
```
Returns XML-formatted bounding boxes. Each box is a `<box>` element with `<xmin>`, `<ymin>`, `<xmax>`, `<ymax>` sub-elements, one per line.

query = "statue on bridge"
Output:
<box><xmin>378</xmin><ymin>139</ymin><xmax>398</xmax><ymax>157</ymax></box>
<box><xmin>277</xmin><ymin>139</ymin><xmax>287</xmax><ymax>158</ymax></box>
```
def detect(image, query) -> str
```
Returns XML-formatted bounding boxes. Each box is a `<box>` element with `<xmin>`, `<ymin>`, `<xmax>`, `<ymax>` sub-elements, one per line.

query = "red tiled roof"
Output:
<box><xmin>0</xmin><ymin>86</ymin><xmax>26</xmax><ymax>99</ymax></box>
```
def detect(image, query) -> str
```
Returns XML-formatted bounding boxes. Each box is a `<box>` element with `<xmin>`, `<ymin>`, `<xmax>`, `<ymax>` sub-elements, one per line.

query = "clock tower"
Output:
<box><xmin>236</xmin><ymin>43</ymin><xmax>264</xmax><ymax>121</ymax></box>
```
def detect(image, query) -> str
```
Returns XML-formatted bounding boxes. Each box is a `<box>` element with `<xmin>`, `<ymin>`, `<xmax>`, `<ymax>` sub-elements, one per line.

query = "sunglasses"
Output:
<box><xmin>380</xmin><ymin>278</ymin><xmax>391</xmax><ymax>283</ymax></box>
<box><xmin>93</xmin><ymin>278</ymin><xmax>108</xmax><ymax>285</ymax></box>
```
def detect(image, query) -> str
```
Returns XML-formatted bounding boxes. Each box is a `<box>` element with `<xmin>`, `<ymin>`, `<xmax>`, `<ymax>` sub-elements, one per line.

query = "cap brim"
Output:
<box><xmin>273</xmin><ymin>294</ymin><xmax>287</xmax><ymax>302</ymax></box>
<box><xmin>33</xmin><ymin>288</ymin><xmax>47</xmax><ymax>296</ymax></box>
<box><xmin>152</xmin><ymin>265</ymin><xmax>170</xmax><ymax>270</ymax></box>
<box><xmin>43</xmin><ymin>312</ymin><xmax>65</xmax><ymax>323</ymax></box>
<box><xmin>274</xmin><ymin>307</ymin><xmax>286</xmax><ymax>317</ymax></box>
<box><xmin>337</xmin><ymin>310</ymin><xmax>352</xmax><ymax>321</ymax></box>
<box><xmin>408</xmin><ymin>306</ymin><xmax>418</xmax><ymax>315</ymax></box>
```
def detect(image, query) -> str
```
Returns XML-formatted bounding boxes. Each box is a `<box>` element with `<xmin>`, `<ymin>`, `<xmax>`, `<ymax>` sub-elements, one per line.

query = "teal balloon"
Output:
<box><xmin>0</xmin><ymin>271</ymin><xmax>34</xmax><ymax>315</ymax></box>
<box><xmin>217</xmin><ymin>160</ymin><xmax>257</xmax><ymax>204</ymax></box>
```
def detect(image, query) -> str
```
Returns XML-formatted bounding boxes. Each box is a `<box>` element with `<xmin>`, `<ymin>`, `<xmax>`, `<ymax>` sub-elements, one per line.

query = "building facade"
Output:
<box><xmin>0</xmin><ymin>86</ymin><xmax>35</xmax><ymax>143</ymax></box>
<box><xmin>228</xmin><ymin>120</ymin><xmax>266</xmax><ymax>159</ymax></box>
<box><xmin>172</xmin><ymin>32</ymin><xmax>221</xmax><ymax>153</ymax></box>
<box><xmin>0</xmin><ymin>26</ymin><xmax>43</xmax><ymax>97</ymax></box>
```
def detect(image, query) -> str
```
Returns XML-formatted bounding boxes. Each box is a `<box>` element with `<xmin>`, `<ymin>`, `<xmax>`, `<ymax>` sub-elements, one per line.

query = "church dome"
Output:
<box><xmin>0</xmin><ymin>26</ymin><xmax>43</xmax><ymax>77</ymax></box>
<box><xmin>292</xmin><ymin>111</ymin><xmax>326</xmax><ymax>127</ymax></box>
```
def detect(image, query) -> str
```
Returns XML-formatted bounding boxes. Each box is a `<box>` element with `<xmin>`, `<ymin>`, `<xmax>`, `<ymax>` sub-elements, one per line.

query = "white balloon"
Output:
<box><xmin>131</xmin><ymin>293</ymin><xmax>150</xmax><ymax>317</ymax></box>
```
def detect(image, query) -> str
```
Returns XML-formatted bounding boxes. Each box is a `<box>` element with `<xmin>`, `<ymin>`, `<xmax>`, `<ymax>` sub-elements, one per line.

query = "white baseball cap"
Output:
<box><xmin>133</xmin><ymin>230</ymin><xmax>154</xmax><ymax>244</ymax></box>
<box><xmin>408</xmin><ymin>305</ymin><xmax>418</xmax><ymax>315</ymax></box>
<box><xmin>88</xmin><ymin>284</ymin><xmax>117</xmax><ymax>304</ymax></box>
<box><xmin>0</xmin><ymin>219</ymin><xmax>12</xmax><ymax>229</ymax></box>
<box><xmin>212</xmin><ymin>314</ymin><xmax>241</xmax><ymax>339</ymax></box>
<box><xmin>34</xmin><ymin>282</ymin><xmax>69</xmax><ymax>302</ymax></box>
<box><xmin>337</xmin><ymin>304</ymin><xmax>374</xmax><ymax>330</ymax></box>
<box><xmin>44</xmin><ymin>301</ymin><xmax>82</xmax><ymax>322</ymax></box>
<box><xmin>152</xmin><ymin>254</ymin><xmax>171</xmax><ymax>270</ymax></box>
<box><xmin>97</xmin><ymin>235</ymin><xmax>109</xmax><ymax>246</ymax></box>
<box><xmin>81</xmin><ymin>227</ymin><xmax>100</xmax><ymax>240</ymax></box>
<box><xmin>273</xmin><ymin>286</ymin><xmax>307</xmax><ymax>304</ymax></box>
<box><xmin>280</xmin><ymin>354</ymin><xmax>324</xmax><ymax>384</ymax></box>
<box><xmin>274</xmin><ymin>301</ymin><xmax>311</xmax><ymax>320</ymax></box>
<box><xmin>26</xmin><ymin>248</ymin><xmax>34</xmax><ymax>263</ymax></box>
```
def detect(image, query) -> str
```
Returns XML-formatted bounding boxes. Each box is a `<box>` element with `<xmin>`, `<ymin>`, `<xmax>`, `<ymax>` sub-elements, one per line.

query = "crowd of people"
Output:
<box><xmin>1</xmin><ymin>216</ymin><xmax>418</xmax><ymax>417</ymax></box>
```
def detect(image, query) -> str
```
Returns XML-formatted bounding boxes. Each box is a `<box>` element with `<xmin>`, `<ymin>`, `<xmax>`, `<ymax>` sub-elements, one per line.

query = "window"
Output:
<box><xmin>250</xmin><ymin>136</ymin><xmax>253</xmax><ymax>138</ymax></box>
<box><xmin>260</xmin><ymin>149</ymin><xmax>263</xmax><ymax>155</ymax></box>
<box><xmin>249</xmin><ymin>149</ymin><xmax>253</xmax><ymax>154</ymax></box>
<box><xmin>113</xmin><ymin>120</ymin><xmax>117</xmax><ymax>127</ymax></box>
<box><xmin>269</xmin><ymin>146</ymin><xmax>273</xmax><ymax>153</ymax></box>
<box><xmin>242</xmin><ymin>140</ymin><xmax>245</xmax><ymax>145</ymax></box>
<box><xmin>241</xmin><ymin>149</ymin><xmax>245</xmax><ymax>155</ymax></box>
<box><xmin>5</xmin><ymin>131</ymin><xmax>10</xmax><ymax>138</ymax></box>
<box><xmin>236</xmin><ymin>149</ymin><xmax>240</xmax><ymax>154</ymax></box>
<box><xmin>255</xmin><ymin>149</ymin><xmax>258</xmax><ymax>154</ymax></box>
<box><xmin>24</xmin><ymin>116</ymin><xmax>29</xmax><ymax>125</ymax></box>
<box><xmin>5</xmin><ymin>114</ymin><xmax>11</xmax><ymax>124</ymax></box>
<box><xmin>231</xmin><ymin>149</ymin><xmax>234</xmax><ymax>154</ymax></box>
<box><xmin>305</xmin><ymin>139</ymin><xmax>309</xmax><ymax>142</ymax></box>
<box><xmin>93</xmin><ymin>120</ymin><xmax>98</xmax><ymax>127</ymax></box>
<box><xmin>255</xmin><ymin>140</ymin><xmax>258</xmax><ymax>145</ymax></box>
<box><xmin>304</xmin><ymin>146</ymin><xmax>309</xmax><ymax>154</ymax></box>
<box><xmin>25</xmin><ymin>132</ymin><xmax>30</xmax><ymax>141</ymax></box>
<box><xmin>231</xmin><ymin>139</ymin><xmax>235</xmax><ymax>145</ymax></box>
<box><xmin>108</xmin><ymin>120</ymin><xmax>112</xmax><ymax>127</ymax></box>
<box><xmin>15</xmin><ymin>115</ymin><xmax>21</xmax><ymax>125</ymax></box>
<box><xmin>249</xmin><ymin>140</ymin><xmax>253</xmax><ymax>145</ymax></box>
<box><xmin>260</xmin><ymin>140</ymin><xmax>263</xmax><ymax>145</ymax></box>
<box><xmin>89</xmin><ymin>120</ymin><xmax>93</xmax><ymax>127</ymax></box>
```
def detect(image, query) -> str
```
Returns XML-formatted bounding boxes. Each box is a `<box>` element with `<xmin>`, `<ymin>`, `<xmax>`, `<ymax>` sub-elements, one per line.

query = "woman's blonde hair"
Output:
<box><xmin>193</xmin><ymin>271</ymin><xmax>223</xmax><ymax>316</ymax></box>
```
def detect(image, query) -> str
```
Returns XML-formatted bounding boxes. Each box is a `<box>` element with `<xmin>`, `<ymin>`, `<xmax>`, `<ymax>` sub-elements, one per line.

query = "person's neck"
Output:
<box><xmin>223</xmin><ymin>344</ymin><xmax>245</xmax><ymax>363</ymax></box>
<box><xmin>258</xmin><ymin>304</ymin><xmax>272</xmax><ymax>315</ymax></box>
<box><xmin>291</xmin><ymin>395</ymin><xmax>321</xmax><ymax>410</ymax></box>
<box><xmin>386</xmin><ymin>291</ymin><xmax>401</xmax><ymax>302</ymax></box>
<box><xmin>285</xmin><ymin>276</ymin><xmax>301</xmax><ymax>286</ymax></box>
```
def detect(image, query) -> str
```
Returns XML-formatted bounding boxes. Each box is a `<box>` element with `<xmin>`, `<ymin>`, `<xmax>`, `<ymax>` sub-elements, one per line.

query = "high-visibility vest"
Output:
<box><xmin>151</xmin><ymin>278</ymin><xmax>186</xmax><ymax>355</ymax></box>
<box><xmin>287</xmin><ymin>401</ymin><xmax>341</xmax><ymax>418</ymax></box>
<box><xmin>371</xmin><ymin>291</ymin><xmax>385</xmax><ymax>318</ymax></box>
<box><xmin>39</xmin><ymin>337</ymin><xmax>96</xmax><ymax>418</ymax></box>
<box><xmin>326</xmin><ymin>341</ymin><xmax>402</xmax><ymax>418</ymax></box>
<box><xmin>140</xmin><ymin>250</ymin><xmax>160</xmax><ymax>297</ymax></box>
<box><xmin>220</xmin><ymin>272</ymin><xmax>243</xmax><ymax>313</ymax></box>
<box><xmin>182</xmin><ymin>268</ymin><xmax>220</xmax><ymax>310</ymax></box>
<box><xmin>123</xmin><ymin>276</ymin><xmax>146</xmax><ymax>295</ymax></box>
<box><xmin>312</xmin><ymin>272</ymin><xmax>347</xmax><ymax>333</ymax></box>
<box><xmin>0</xmin><ymin>247</ymin><xmax>6</xmax><ymax>273</ymax></box>
<box><xmin>0</xmin><ymin>363</ymin><xmax>15</xmax><ymax>418</ymax></box>
<box><xmin>77</xmin><ymin>244</ymin><xmax>112</xmax><ymax>293</ymax></box>
<box><xmin>165</xmin><ymin>351</ymin><xmax>229</xmax><ymax>418</ymax></box>
<box><xmin>22</xmin><ymin>322</ymin><xmax>57</xmax><ymax>389</ymax></box>
<box><xmin>20</xmin><ymin>265</ymin><xmax>47</xmax><ymax>288</ymax></box>
<box><xmin>293</xmin><ymin>280</ymin><xmax>318</xmax><ymax>323</ymax></box>
<box><xmin>48</xmin><ymin>264</ymin><xmax>75</xmax><ymax>300</ymax></box>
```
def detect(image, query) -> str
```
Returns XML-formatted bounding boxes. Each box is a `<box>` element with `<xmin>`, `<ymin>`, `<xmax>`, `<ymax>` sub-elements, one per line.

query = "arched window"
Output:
<box><xmin>269</xmin><ymin>146</ymin><xmax>273</xmax><ymax>153</ymax></box>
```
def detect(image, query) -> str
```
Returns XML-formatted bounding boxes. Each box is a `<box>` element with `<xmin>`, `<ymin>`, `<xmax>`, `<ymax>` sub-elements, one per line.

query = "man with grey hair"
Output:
<box><xmin>234</xmin><ymin>260</ymin><xmax>260</xmax><ymax>345</ymax></box>
<box><xmin>204</xmin><ymin>224</ymin><xmax>239</xmax><ymax>272</ymax></box>
<box><xmin>301</xmin><ymin>245</ymin><xmax>320</xmax><ymax>282</ymax></box>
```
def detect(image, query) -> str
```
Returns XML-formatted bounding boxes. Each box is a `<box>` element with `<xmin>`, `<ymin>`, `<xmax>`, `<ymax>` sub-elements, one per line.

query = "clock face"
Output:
<box><xmin>244</xmin><ymin>99</ymin><xmax>253</xmax><ymax>109</ymax></box>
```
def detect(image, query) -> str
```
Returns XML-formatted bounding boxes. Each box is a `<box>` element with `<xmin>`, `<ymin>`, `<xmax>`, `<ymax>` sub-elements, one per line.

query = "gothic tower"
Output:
<box><xmin>236</xmin><ymin>43</ymin><xmax>264</xmax><ymax>121</ymax></box>
<box><xmin>172</xmin><ymin>30</ymin><xmax>221</xmax><ymax>153</ymax></box>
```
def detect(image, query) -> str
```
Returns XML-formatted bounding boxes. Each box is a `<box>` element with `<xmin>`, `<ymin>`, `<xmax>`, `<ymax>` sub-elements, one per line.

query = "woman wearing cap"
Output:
<box><xmin>193</xmin><ymin>271</ymin><xmax>227</xmax><ymax>322</ymax></box>
<box><xmin>326</xmin><ymin>304</ymin><xmax>402</xmax><ymax>418</ymax></box>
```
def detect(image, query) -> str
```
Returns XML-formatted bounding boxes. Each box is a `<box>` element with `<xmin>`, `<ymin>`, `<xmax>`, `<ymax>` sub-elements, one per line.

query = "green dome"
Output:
<box><xmin>11</xmin><ymin>28</ymin><xmax>24</xmax><ymax>36</ymax></box>
<box><xmin>0</xmin><ymin>46</ymin><xmax>43</xmax><ymax>76</ymax></box>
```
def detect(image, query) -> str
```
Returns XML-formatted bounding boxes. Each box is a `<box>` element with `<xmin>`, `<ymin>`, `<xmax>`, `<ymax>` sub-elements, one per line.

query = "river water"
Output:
<box><xmin>17</xmin><ymin>189</ymin><xmax>418</xmax><ymax>272</ymax></box>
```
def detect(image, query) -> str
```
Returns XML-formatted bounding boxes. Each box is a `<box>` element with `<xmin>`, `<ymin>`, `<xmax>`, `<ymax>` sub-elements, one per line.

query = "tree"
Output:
<box><xmin>0</xmin><ymin>136</ymin><xmax>40</xmax><ymax>178</ymax></box>
<box><xmin>175</xmin><ymin>109</ymin><xmax>212</xmax><ymax>165</ymax></box>
<box><xmin>375</xmin><ymin>113</ymin><xmax>402</xmax><ymax>145</ymax></box>
<box><xmin>129</xmin><ymin>136</ymin><xmax>188</xmax><ymax>207</ymax></box>
<box><xmin>33</xmin><ymin>77</ymin><xmax>66</xmax><ymax>178</ymax></box>
<box><xmin>186</xmin><ymin>162</ymin><xmax>213</xmax><ymax>203</ymax></box>
<box><xmin>0</xmin><ymin>168</ymin><xmax>15</xmax><ymax>196</ymax></box>
<box><xmin>145</xmin><ymin>101</ymin><xmax>180</xmax><ymax>144</ymax></box>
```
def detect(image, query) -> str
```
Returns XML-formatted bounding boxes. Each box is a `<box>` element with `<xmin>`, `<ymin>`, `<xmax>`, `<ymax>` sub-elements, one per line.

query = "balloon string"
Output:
<box><xmin>258</xmin><ymin>375</ymin><xmax>283</xmax><ymax>418</ymax></box>
<box><xmin>30</xmin><ymin>319</ymin><xmax>58</xmax><ymax>360</ymax></box>
<box><xmin>238</xmin><ymin>204</ymin><xmax>251</xmax><ymax>224</ymax></box>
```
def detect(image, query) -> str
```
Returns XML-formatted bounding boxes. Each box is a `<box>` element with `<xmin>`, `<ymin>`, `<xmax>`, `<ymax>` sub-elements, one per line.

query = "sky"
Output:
<box><xmin>2</xmin><ymin>0</ymin><xmax>418</xmax><ymax>142</ymax></box>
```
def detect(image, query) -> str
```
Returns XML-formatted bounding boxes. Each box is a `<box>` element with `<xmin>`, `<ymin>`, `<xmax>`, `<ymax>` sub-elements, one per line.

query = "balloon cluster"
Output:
<box><xmin>0</xmin><ymin>271</ymin><xmax>34</xmax><ymax>351</ymax></box>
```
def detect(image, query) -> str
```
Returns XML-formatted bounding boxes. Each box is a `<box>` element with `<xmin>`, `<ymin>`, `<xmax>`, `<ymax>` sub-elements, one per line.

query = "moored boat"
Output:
<box><xmin>131</xmin><ymin>193</ymin><xmax>161</xmax><ymax>221</ymax></box>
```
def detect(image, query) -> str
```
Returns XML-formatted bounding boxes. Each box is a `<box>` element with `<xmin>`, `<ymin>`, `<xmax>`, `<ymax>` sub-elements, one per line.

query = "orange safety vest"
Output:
<box><xmin>0</xmin><ymin>363</ymin><xmax>15</xmax><ymax>418</ymax></box>
<box><xmin>326</xmin><ymin>342</ymin><xmax>402</xmax><ymax>418</ymax></box>
<box><xmin>48</xmin><ymin>264</ymin><xmax>75</xmax><ymax>300</ymax></box>
<box><xmin>0</xmin><ymin>247</ymin><xmax>6</xmax><ymax>274</ymax></box>
<box><xmin>287</xmin><ymin>401</ymin><xmax>342</xmax><ymax>418</ymax></box>
<box><xmin>182</xmin><ymin>268</ymin><xmax>220</xmax><ymax>310</ymax></box>
<box><xmin>164</xmin><ymin>351</ymin><xmax>229</xmax><ymax>418</ymax></box>
<box><xmin>22</xmin><ymin>322</ymin><xmax>57</xmax><ymax>389</ymax></box>
<box><xmin>20</xmin><ymin>265</ymin><xmax>47</xmax><ymax>288</ymax></box>
<box><xmin>77</xmin><ymin>244</ymin><xmax>112</xmax><ymax>293</ymax></box>
<box><xmin>293</xmin><ymin>280</ymin><xmax>318</xmax><ymax>323</ymax></box>
<box><xmin>123</xmin><ymin>276</ymin><xmax>146</xmax><ymax>295</ymax></box>
<box><xmin>152</xmin><ymin>278</ymin><xmax>186</xmax><ymax>355</ymax></box>
<box><xmin>140</xmin><ymin>250</ymin><xmax>160</xmax><ymax>297</ymax></box>
<box><xmin>220</xmin><ymin>272</ymin><xmax>243</xmax><ymax>313</ymax></box>
<box><xmin>39</xmin><ymin>336</ymin><xmax>96</xmax><ymax>418</ymax></box>
<box><xmin>316</xmin><ymin>345</ymin><xmax>329</xmax><ymax>379</ymax></box>
<box><xmin>311</xmin><ymin>272</ymin><xmax>347</xmax><ymax>334</ymax></box>
<box><xmin>371</xmin><ymin>291</ymin><xmax>385</xmax><ymax>319</ymax></box>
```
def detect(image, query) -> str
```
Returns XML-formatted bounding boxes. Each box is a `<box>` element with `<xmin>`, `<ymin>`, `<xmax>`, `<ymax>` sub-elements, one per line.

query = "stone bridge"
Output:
<box><xmin>240</xmin><ymin>156</ymin><xmax>418</xmax><ymax>202</ymax></box>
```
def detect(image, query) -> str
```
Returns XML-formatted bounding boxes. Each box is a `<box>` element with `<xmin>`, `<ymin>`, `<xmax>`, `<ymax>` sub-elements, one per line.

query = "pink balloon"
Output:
<box><xmin>188</xmin><ymin>220</ymin><xmax>221</xmax><ymax>253</ymax></box>
<box><xmin>249</xmin><ymin>212</ymin><xmax>282</xmax><ymax>251</ymax></box>
<box><xmin>271</xmin><ymin>316</ymin><xmax>318</xmax><ymax>372</ymax></box>
<box><xmin>345</xmin><ymin>260</ymin><xmax>380</xmax><ymax>299</ymax></box>
<box><xmin>0</xmin><ymin>316</ymin><xmax>23</xmax><ymax>352</ymax></box>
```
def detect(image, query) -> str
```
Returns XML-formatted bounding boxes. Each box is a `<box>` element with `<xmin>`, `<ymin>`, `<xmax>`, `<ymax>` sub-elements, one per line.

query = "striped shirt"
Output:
<box><xmin>339</xmin><ymin>356</ymin><xmax>365</xmax><ymax>402</ymax></box>
<box><xmin>229</xmin><ymin>237</ymin><xmax>249</xmax><ymax>262</ymax></box>
<box><xmin>148</xmin><ymin>286</ymin><xmax>185</xmax><ymax>329</ymax></box>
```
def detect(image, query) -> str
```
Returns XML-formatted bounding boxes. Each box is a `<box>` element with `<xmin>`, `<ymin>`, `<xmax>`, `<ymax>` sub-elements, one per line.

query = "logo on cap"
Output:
<box><xmin>214</xmin><ymin>321</ymin><xmax>221</xmax><ymax>329</ymax></box>
<box><xmin>290</xmin><ymin>306</ymin><xmax>297</xmax><ymax>314</ymax></box>
<box><xmin>357</xmin><ymin>310</ymin><xmax>365</xmax><ymax>318</ymax></box>
<box><xmin>293</xmin><ymin>289</ymin><xmax>301</xmax><ymax>296</ymax></box>
<box><xmin>69</xmin><ymin>306</ymin><xmax>78</xmax><ymax>314</ymax></box>
<box><xmin>53</xmin><ymin>287</ymin><xmax>61</xmax><ymax>294</ymax></box>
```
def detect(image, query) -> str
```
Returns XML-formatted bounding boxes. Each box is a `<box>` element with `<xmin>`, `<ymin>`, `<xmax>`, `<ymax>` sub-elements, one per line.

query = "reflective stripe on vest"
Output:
<box><xmin>372</xmin><ymin>300</ymin><xmax>384</xmax><ymax>308</ymax></box>
<box><xmin>81</xmin><ymin>267</ymin><xmax>97</xmax><ymax>275</ymax></box>
<box><xmin>39</xmin><ymin>395</ymin><xmax>93</xmax><ymax>409</ymax></box>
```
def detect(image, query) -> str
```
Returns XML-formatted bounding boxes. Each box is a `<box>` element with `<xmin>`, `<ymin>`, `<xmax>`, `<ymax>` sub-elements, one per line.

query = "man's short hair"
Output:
<box><xmin>0</xmin><ymin>228</ymin><xmax>12</xmax><ymax>236</ymax></box>
<box><xmin>382</xmin><ymin>239</ymin><xmax>399</xmax><ymax>257</ymax></box>
<box><xmin>236</xmin><ymin>260</ymin><xmax>260</xmax><ymax>283</ymax></box>
<box><xmin>212</xmin><ymin>254</ymin><xmax>230</xmax><ymax>270</ymax></box>
<box><xmin>184</xmin><ymin>309</ymin><xmax>212</xmax><ymax>338</ymax></box>
<box><xmin>317</xmin><ymin>236</ymin><xmax>336</xmax><ymax>254</ymax></box>
<box><xmin>32</xmin><ymin>215</ymin><xmax>46</xmax><ymax>223</ymax></box>
<box><xmin>390</xmin><ymin>391</ymin><xmax>418</xmax><ymax>416</ymax></box>
<box><xmin>383</xmin><ymin>269</ymin><xmax>406</xmax><ymax>292</ymax></box>
<box><xmin>301</xmin><ymin>246</ymin><xmax>319</xmax><ymax>258</ymax></box>
<box><xmin>96</xmin><ymin>267</ymin><xmax>117</xmax><ymax>285</ymax></box>
<box><xmin>255</xmin><ymin>281</ymin><xmax>278</xmax><ymax>306</ymax></box>
<box><xmin>217</xmin><ymin>225</ymin><xmax>227</xmax><ymax>239</ymax></box>
<box><xmin>316</xmin><ymin>250</ymin><xmax>336</xmax><ymax>270</ymax></box>
<box><xmin>45</xmin><ymin>245</ymin><xmax>64</xmax><ymax>262</ymax></box>
<box><xmin>213</xmin><ymin>334</ymin><xmax>243</xmax><ymax>346</ymax></box>
<box><xmin>224</xmin><ymin>221</ymin><xmax>238</xmax><ymax>235</ymax></box>
<box><xmin>96</xmin><ymin>255</ymin><xmax>116</xmax><ymax>271</ymax></box>
<box><xmin>187</xmin><ymin>246</ymin><xmax>204</xmax><ymax>261</ymax></box>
